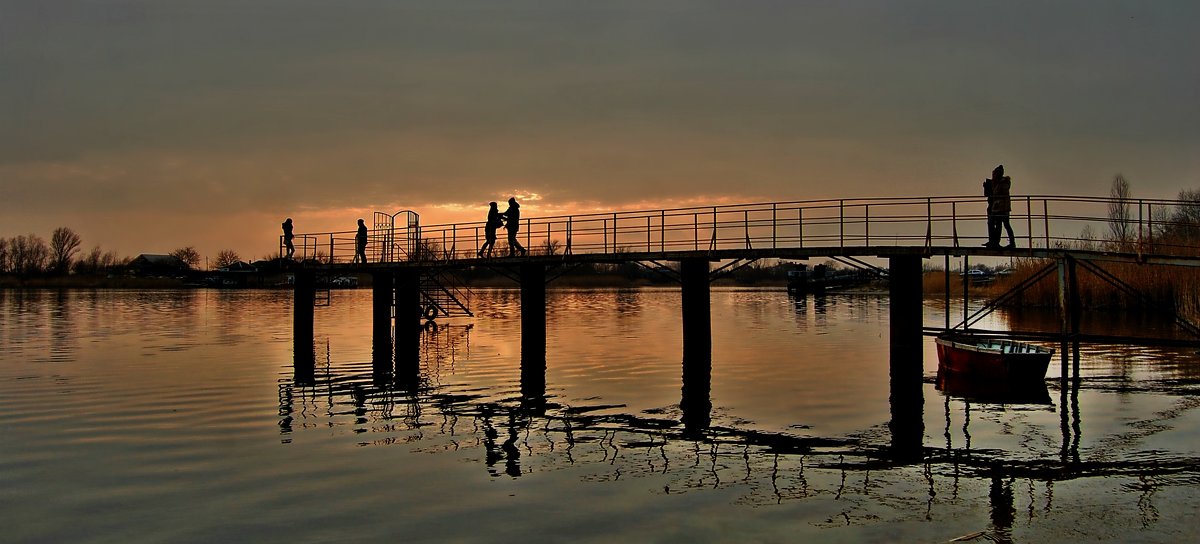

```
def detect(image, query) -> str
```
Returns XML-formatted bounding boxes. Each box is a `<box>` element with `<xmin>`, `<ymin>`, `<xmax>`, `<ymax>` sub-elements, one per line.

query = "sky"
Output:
<box><xmin>2</xmin><ymin>0</ymin><xmax>1197</xmax><ymax>261</ymax></box>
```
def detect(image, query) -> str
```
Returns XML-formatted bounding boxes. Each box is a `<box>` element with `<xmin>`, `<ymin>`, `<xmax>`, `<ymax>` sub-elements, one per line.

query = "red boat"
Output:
<box><xmin>935</xmin><ymin>335</ymin><xmax>1054</xmax><ymax>383</ymax></box>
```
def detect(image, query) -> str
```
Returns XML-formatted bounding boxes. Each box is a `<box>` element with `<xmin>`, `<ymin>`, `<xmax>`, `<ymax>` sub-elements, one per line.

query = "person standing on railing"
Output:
<box><xmin>353</xmin><ymin>218</ymin><xmax>368</xmax><ymax>264</ymax></box>
<box><xmin>479</xmin><ymin>202</ymin><xmax>503</xmax><ymax>258</ymax></box>
<box><xmin>282</xmin><ymin>218</ymin><xmax>295</xmax><ymax>259</ymax></box>
<box><xmin>502</xmin><ymin>197</ymin><xmax>527</xmax><ymax>257</ymax></box>
<box><xmin>985</xmin><ymin>165</ymin><xmax>1016</xmax><ymax>249</ymax></box>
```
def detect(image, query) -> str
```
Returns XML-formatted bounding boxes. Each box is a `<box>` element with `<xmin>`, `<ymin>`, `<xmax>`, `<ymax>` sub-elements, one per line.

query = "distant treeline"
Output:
<box><xmin>0</xmin><ymin>227</ymin><xmax>127</xmax><ymax>277</ymax></box>
<box><xmin>0</xmin><ymin>225</ymin><xmax>257</xmax><ymax>280</ymax></box>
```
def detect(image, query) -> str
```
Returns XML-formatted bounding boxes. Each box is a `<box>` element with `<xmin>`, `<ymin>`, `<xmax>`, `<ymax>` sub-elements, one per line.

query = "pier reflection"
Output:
<box><xmin>276</xmin><ymin>325</ymin><xmax>1200</xmax><ymax>535</ymax></box>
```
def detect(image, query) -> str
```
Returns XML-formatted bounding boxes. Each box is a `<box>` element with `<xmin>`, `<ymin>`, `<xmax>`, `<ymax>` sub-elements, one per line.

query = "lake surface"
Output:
<box><xmin>3</xmin><ymin>287</ymin><xmax>1200</xmax><ymax>543</ymax></box>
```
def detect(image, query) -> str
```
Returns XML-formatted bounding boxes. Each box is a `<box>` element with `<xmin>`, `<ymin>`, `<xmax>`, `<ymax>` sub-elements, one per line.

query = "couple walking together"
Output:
<box><xmin>983</xmin><ymin>165</ymin><xmax>1016</xmax><ymax>249</ymax></box>
<box><xmin>479</xmin><ymin>197</ymin><xmax>526</xmax><ymax>258</ymax></box>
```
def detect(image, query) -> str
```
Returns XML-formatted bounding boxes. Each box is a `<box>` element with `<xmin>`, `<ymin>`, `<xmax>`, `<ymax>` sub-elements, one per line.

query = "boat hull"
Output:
<box><xmin>935</xmin><ymin>336</ymin><xmax>1053</xmax><ymax>383</ymax></box>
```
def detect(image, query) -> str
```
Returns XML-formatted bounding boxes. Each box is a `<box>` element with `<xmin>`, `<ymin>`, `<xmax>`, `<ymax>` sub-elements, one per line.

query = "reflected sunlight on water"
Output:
<box><xmin>3</xmin><ymin>287</ymin><xmax>1200</xmax><ymax>542</ymax></box>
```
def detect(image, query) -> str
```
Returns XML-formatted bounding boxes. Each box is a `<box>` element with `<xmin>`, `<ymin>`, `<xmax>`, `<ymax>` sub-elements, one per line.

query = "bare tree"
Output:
<box><xmin>0</xmin><ymin>237</ymin><xmax>9</xmax><ymax>273</ymax></box>
<box><xmin>214</xmin><ymin>249</ymin><xmax>240</xmax><ymax>269</ymax></box>
<box><xmin>1107</xmin><ymin>174</ymin><xmax>1133</xmax><ymax>248</ymax></box>
<box><xmin>50</xmin><ymin>227</ymin><xmax>82</xmax><ymax>274</ymax></box>
<box><xmin>1166</xmin><ymin>189</ymin><xmax>1200</xmax><ymax>242</ymax></box>
<box><xmin>73</xmin><ymin>246</ymin><xmax>104</xmax><ymax>275</ymax></box>
<box><xmin>9</xmin><ymin>234</ymin><xmax>50</xmax><ymax>275</ymax></box>
<box><xmin>539</xmin><ymin>238</ymin><xmax>562</xmax><ymax>256</ymax></box>
<box><xmin>169</xmin><ymin>246</ymin><xmax>202</xmax><ymax>269</ymax></box>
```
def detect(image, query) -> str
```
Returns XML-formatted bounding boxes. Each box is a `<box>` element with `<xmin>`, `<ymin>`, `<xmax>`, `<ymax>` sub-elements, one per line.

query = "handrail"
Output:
<box><xmin>283</xmin><ymin>194</ymin><xmax>1200</xmax><ymax>264</ymax></box>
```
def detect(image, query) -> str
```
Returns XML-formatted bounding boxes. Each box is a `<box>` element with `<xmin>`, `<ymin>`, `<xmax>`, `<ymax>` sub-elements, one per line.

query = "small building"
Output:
<box><xmin>128</xmin><ymin>254</ymin><xmax>188</xmax><ymax>276</ymax></box>
<box><xmin>217</xmin><ymin>261</ymin><xmax>257</xmax><ymax>273</ymax></box>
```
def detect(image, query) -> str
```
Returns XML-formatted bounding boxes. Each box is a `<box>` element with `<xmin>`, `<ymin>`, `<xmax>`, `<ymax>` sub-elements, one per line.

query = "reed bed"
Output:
<box><xmin>982</xmin><ymin>257</ymin><xmax>1200</xmax><ymax>320</ymax></box>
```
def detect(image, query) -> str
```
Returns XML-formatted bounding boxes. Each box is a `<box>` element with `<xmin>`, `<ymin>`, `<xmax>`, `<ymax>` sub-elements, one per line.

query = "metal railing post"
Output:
<box><xmin>613</xmin><ymin>212</ymin><xmax>618</xmax><ymax>251</ymax></box>
<box><xmin>710</xmin><ymin>207</ymin><xmax>718</xmax><ymax>251</ymax></box>
<box><xmin>693</xmin><ymin>213</ymin><xmax>698</xmax><ymax>251</ymax></box>
<box><xmin>772</xmin><ymin>203</ymin><xmax>777</xmax><ymax>249</ymax></box>
<box><xmin>1148</xmin><ymin>202</ymin><xmax>1154</xmax><ymax>248</ymax></box>
<box><xmin>798</xmin><ymin>207</ymin><xmax>804</xmax><ymax>248</ymax></box>
<box><xmin>864</xmin><ymin>204</ymin><xmax>870</xmax><ymax>246</ymax></box>
<box><xmin>951</xmin><ymin>202</ymin><xmax>959</xmax><ymax>247</ymax></box>
<box><xmin>1026</xmin><ymin>196</ymin><xmax>1033</xmax><ymax>251</ymax></box>
<box><xmin>1043</xmin><ymin>200</ymin><xmax>1050</xmax><ymax>249</ymax></box>
<box><xmin>925</xmin><ymin>198</ymin><xmax>932</xmax><ymax>248</ymax></box>
<box><xmin>646</xmin><ymin>216</ymin><xmax>651</xmax><ymax>253</ymax></box>
<box><xmin>744</xmin><ymin>209</ymin><xmax>751</xmax><ymax>249</ymax></box>
<box><xmin>660</xmin><ymin>210</ymin><xmax>665</xmax><ymax>252</ymax></box>
<box><xmin>839</xmin><ymin>200</ymin><xmax>845</xmax><ymax>247</ymax></box>
<box><xmin>1138</xmin><ymin>199</ymin><xmax>1144</xmax><ymax>245</ymax></box>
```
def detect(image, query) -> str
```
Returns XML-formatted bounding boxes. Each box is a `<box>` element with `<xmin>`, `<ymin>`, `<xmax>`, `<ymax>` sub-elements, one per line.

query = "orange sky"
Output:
<box><xmin>3</xmin><ymin>1</ymin><xmax>1197</xmax><ymax>261</ymax></box>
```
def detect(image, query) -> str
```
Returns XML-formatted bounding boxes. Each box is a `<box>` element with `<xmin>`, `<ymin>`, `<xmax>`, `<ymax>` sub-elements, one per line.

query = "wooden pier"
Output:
<box><xmin>289</xmin><ymin>194</ymin><xmax>1200</xmax><ymax>446</ymax></box>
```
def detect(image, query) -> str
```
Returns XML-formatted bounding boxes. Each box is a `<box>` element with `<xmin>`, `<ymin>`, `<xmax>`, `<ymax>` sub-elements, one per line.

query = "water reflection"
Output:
<box><xmin>680</xmin><ymin>351</ymin><xmax>711</xmax><ymax>438</ymax></box>
<box><xmin>274</xmin><ymin>319</ymin><xmax>1200</xmax><ymax>539</ymax></box>
<box><xmin>8</xmin><ymin>288</ymin><xmax>1200</xmax><ymax>541</ymax></box>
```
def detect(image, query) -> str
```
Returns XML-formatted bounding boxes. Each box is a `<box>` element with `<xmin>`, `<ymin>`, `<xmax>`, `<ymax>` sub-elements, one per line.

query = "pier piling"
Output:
<box><xmin>372</xmin><ymin>271</ymin><xmax>394</xmax><ymax>364</ymax></box>
<box><xmin>680</xmin><ymin>258</ymin><xmax>711</xmax><ymax>360</ymax></box>
<box><xmin>888</xmin><ymin>255</ymin><xmax>924</xmax><ymax>457</ymax></box>
<box><xmin>520</xmin><ymin>264</ymin><xmax>547</xmax><ymax>359</ymax></box>
<box><xmin>293</xmin><ymin>270</ymin><xmax>316</xmax><ymax>368</ymax></box>
<box><xmin>396</xmin><ymin>269</ymin><xmax>422</xmax><ymax>365</ymax></box>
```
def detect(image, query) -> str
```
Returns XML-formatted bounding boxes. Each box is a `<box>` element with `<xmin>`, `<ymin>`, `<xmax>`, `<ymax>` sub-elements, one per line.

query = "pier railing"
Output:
<box><xmin>284</xmin><ymin>195</ymin><xmax>1200</xmax><ymax>264</ymax></box>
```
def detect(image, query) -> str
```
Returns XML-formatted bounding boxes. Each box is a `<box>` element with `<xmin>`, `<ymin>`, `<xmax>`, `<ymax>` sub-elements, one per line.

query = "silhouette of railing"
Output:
<box><xmin>287</xmin><ymin>195</ymin><xmax>1200</xmax><ymax>264</ymax></box>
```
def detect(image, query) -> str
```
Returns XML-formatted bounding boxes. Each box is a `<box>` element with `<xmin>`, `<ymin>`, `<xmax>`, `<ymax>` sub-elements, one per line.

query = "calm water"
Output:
<box><xmin>3</xmin><ymin>288</ymin><xmax>1200</xmax><ymax>543</ymax></box>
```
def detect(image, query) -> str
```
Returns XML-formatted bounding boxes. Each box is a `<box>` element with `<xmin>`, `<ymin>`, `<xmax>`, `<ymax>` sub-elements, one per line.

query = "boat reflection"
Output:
<box><xmin>936</xmin><ymin>370</ymin><xmax>1053</xmax><ymax>405</ymax></box>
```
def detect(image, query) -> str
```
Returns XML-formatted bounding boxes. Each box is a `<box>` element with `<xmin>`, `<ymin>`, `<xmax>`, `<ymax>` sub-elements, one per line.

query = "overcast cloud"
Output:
<box><xmin>1</xmin><ymin>1</ymin><xmax>1196</xmax><ymax>257</ymax></box>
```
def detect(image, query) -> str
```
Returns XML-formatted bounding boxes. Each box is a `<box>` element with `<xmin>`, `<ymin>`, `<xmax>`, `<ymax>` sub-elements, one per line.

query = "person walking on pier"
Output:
<box><xmin>982</xmin><ymin>174</ymin><xmax>994</xmax><ymax>247</ymax></box>
<box><xmin>282</xmin><ymin>218</ymin><xmax>295</xmax><ymax>259</ymax></box>
<box><xmin>502</xmin><ymin>197</ymin><xmax>526</xmax><ymax>257</ymax></box>
<box><xmin>354</xmin><ymin>218</ymin><xmax>368</xmax><ymax>264</ymax></box>
<box><xmin>985</xmin><ymin>165</ymin><xmax>1015</xmax><ymax>248</ymax></box>
<box><xmin>479</xmin><ymin>202</ymin><xmax>503</xmax><ymax>258</ymax></box>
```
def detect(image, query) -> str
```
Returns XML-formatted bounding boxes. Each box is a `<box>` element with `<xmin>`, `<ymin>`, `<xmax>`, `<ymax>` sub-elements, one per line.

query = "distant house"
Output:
<box><xmin>218</xmin><ymin>260</ymin><xmax>257</xmax><ymax>273</ymax></box>
<box><xmin>128</xmin><ymin>254</ymin><xmax>188</xmax><ymax>276</ymax></box>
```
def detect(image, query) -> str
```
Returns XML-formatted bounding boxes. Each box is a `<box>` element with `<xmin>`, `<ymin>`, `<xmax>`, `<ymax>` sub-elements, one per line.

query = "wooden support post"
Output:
<box><xmin>1057</xmin><ymin>256</ymin><xmax>1081</xmax><ymax>338</ymax></box>
<box><xmin>888</xmin><ymin>255</ymin><xmax>924</xmax><ymax>459</ymax></box>
<box><xmin>372</xmin><ymin>271</ymin><xmax>394</xmax><ymax>372</ymax></box>
<box><xmin>944</xmin><ymin>254</ymin><xmax>951</xmax><ymax>331</ymax></box>
<box><xmin>962</xmin><ymin>255</ymin><xmax>970</xmax><ymax>328</ymax></box>
<box><xmin>395</xmin><ymin>268</ymin><xmax>422</xmax><ymax>371</ymax></box>
<box><xmin>680</xmin><ymin>258</ymin><xmax>711</xmax><ymax>361</ymax></box>
<box><xmin>293</xmin><ymin>270</ymin><xmax>316</xmax><ymax>369</ymax></box>
<box><xmin>680</xmin><ymin>257</ymin><xmax>712</xmax><ymax>437</ymax></box>
<box><xmin>520</xmin><ymin>263</ymin><xmax>547</xmax><ymax>363</ymax></box>
<box><xmin>1056</xmin><ymin>256</ymin><xmax>1081</xmax><ymax>380</ymax></box>
<box><xmin>1068</xmin><ymin>257</ymin><xmax>1081</xmax><ymax>338</ymax></box>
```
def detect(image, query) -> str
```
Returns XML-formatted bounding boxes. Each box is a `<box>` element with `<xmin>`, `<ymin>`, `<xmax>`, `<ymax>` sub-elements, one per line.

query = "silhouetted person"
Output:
<box><xmin>478</xmin><ymin>202</ymin><xmax>503</xmax><ymax>258</ymax></box>
<box><xmin>282</xmin><ymin>217</ymin><xmax>295</xmax><ymax>259</ymax></box>
<box><xmin>982</xmin><ymin>173</ymin><xmax>994</xmax><ymax>247</ymax></box>
<box><xmin>985</xmin><ymin>165</ymin><xmax>1015</xmax><ymax>248</ymax></box>
<box><xmin>353</xmin><ymin>218</ymin><xmax>368</xmax><ymax>264</ymax></box>
<box><xmin>502</xmin><ymin>197</ymin><xmax>526</xmax><ymax>256</ymax></box>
